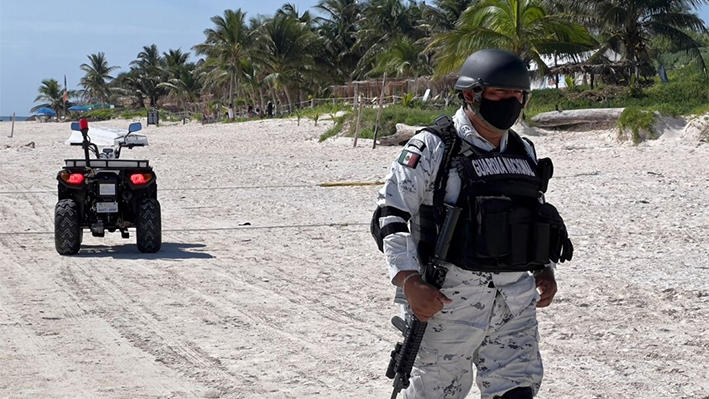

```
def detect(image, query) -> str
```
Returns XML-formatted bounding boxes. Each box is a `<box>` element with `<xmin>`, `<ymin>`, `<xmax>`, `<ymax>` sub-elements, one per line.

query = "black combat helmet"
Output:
<box><xmin>454</xmin><ymin>49</ymin><xmax>531</xmax><ymax>92</ymax></box>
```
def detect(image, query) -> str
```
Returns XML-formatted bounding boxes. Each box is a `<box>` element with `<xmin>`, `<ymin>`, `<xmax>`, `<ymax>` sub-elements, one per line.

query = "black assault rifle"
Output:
<box><xmin>386</xmin><ymin>204</ymin><xmax>462</xmax><ymax>399</ymax></box>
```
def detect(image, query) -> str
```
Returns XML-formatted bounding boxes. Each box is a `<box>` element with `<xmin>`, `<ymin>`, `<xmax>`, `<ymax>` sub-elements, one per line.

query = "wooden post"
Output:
<box><xmin>353</xmin><ymin>95</ymin><xmax>364</xmax><ymax>148</ymax></box>
<box><xmin>372</xmin><ymin>73</ymin><xmax>387</xmax><ymax>149</ymax></box>
<box><xmin>9</xmin><ymin>112</ymin><xmax>16</xmax><ymax>138</ymax></box>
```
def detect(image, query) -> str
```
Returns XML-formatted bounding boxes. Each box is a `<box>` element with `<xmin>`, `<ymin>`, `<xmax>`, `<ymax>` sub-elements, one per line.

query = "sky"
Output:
<box><xmin>1</xmin><ymin>0</ymin><xmax>708</xmax><ymax>117</ymax></box>
<box><xmin>0</xmin><ymin>0</ymin><xmax>320</xmax><ymax>116</ymax></box>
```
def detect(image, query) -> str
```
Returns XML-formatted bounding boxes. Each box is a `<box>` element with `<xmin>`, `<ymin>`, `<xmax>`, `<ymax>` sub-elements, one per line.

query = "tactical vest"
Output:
<box><xmin>415</xmin><ymin>123</ymin><xmax>554</xmax><ymax>272</ymax></box>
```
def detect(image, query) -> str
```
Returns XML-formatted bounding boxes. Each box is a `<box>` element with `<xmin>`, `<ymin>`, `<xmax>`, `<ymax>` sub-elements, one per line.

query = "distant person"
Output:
<box><xmin>228</xmin><ymin>103</ymin><xmax>235</xmax><ymax>121</ymax></box>
<box><xmin>266</xmin><ymin>101</ymin><xmax>274</xmax><ymax>118</ymax></box>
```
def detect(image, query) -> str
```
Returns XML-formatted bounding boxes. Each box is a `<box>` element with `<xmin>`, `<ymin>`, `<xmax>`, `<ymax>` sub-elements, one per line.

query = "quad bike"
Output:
<box><xmin>54</xmin><ymin>118</ymin><xmax>161</xmax><ymax>254</ymax></box>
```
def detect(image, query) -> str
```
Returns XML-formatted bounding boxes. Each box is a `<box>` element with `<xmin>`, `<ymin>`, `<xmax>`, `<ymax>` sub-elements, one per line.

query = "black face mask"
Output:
<box><xmin>478</xmin><ymin>96</ymin><xmax>523</xmax><ymax>130</ymax></box>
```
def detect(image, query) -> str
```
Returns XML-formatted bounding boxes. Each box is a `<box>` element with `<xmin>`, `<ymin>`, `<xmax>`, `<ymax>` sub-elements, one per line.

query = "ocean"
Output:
<box><xmin>0</xmin><ymin>116</ymin><xmax>32</xmax><ymax>122</ymax></box>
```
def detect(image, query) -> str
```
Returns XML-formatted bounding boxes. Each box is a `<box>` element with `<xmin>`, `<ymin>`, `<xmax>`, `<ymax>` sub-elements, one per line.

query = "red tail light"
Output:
<box><xmin>130</xmin><ymin>174</ymin><xmax>147</xmax><ymax>184</ymax></box>
<box><xmin>60</xmin><ymin>172</ymin><xmax>84</xmax><ymax>184</ymax></box>
<box><xmin>66</xmin><ymin>173</ymin><xmax>84</xmax><ymax>184</ymax></box>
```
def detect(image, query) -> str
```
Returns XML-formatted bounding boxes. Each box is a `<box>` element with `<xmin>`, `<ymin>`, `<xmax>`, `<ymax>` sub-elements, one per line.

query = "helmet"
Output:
<box><xmin>454</xmin><ymin>49</ymin><xmax>531</xmax><ymax>92</ymax></box>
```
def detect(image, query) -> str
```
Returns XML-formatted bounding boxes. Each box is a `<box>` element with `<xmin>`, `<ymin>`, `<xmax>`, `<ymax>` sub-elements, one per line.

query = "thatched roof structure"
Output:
<box><xmin>330</xmin><ymin>74</ymin><xmax>457</xmax><ymax>102</ymax></box>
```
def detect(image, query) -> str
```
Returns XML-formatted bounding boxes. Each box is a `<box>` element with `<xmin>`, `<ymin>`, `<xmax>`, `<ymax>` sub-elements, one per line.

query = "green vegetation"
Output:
<box><xmin>323</xmin><ymin>71</ymin><xmax>709</xmax><ymax>142</ymax></box>
<box><xmin>525</xmin><ymin>74</ymin><xmax>709</xmax><ymax>118</ymax></box>
<box><xmin>340</xmin><ymin>104</ymin><xmax>457</xmax><ymax>140</ymax></box>
<box><xmin>81</xmin><ymin>107</ymin><xmax>197</xmax><ymax>123</ymax></box>
<box><xmin>32</xmin><ymin>0</ymin><xmax>708</xmax><ymax>143</ymax></box>
<box><xmin>617</xmin><ymin>107</ymin><xmax>658</xmax><ymax>143</ymax></box>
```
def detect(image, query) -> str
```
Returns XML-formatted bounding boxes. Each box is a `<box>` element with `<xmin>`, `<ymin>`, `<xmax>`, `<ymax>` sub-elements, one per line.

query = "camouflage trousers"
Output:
<box><xmin>403</xmin><ymin>267</ymin><xmax>543</xmax><ymax>399</ymax></box>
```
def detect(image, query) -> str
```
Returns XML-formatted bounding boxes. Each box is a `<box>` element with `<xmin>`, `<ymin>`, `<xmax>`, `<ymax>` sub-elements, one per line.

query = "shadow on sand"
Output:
<box><xmin>74</xmin><ymin>242</ymin><xmax>214</xmax><ymax>259</ymax></box>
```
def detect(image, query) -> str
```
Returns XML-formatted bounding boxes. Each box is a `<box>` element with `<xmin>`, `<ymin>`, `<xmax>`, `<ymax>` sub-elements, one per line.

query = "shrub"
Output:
<box><xmin>618</xmin><ymin>107</ymin><xmax>658</xmax><ymax>143</ymax></box>
<box><xmin>331</xmin><ymin>104</ymin><xmax>457</xmax><ymax>141</ymax></box>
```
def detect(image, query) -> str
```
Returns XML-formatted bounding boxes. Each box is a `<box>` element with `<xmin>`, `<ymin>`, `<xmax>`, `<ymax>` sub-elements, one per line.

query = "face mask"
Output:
<box><xmin>478</xmin><ymin>96</ymin><xmax>523</xmax><ymax>130</ymax></box>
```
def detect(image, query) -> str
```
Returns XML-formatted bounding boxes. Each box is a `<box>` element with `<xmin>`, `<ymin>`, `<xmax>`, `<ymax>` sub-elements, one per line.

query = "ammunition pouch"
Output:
<box><xmin>536</xmin><ymin>202</ymin><xmax>573</xmax><ymax>263</ymax></box>
<box><xmin>466</xmin><ymin>197</ymin><xmax>551</xmax><ymax>269</ymax></box>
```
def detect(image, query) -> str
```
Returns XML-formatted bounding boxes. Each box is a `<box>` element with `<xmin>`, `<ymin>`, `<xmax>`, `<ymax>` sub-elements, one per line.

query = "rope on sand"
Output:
<box><xmin>318</xmin><ymin>181</ymin><xmax>384</xmax><ymax>187</ymax></box>
<box><xmin>0</xmin><ymin>222</ymin><xmax>369</xmax><ymax>236</ymax></box>
<box><xmin>0</xmin><ymin>181</ymin><xmax>385</xmax><ymax>195</ymax></box>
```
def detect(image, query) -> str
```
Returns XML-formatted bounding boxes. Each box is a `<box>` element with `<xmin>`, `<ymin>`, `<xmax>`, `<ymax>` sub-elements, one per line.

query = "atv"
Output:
<box><xmin>54</xmin><ymin>118</ymin><xmax>161</xmax><ymax>254</ymax></box>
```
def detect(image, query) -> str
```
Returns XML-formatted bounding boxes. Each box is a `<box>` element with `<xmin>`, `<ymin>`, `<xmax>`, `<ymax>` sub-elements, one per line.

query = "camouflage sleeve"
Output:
<box><xmin>376</xmin><ymin>131</ymin><xmax>445</xmax><ymax>282</ymax></box>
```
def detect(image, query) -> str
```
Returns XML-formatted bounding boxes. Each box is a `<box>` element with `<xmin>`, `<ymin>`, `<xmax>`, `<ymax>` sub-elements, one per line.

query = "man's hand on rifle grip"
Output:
<box><xmin>396</xmin><ymin>271</ymin><xmax>452</xmax><ymax>322</ymax></box>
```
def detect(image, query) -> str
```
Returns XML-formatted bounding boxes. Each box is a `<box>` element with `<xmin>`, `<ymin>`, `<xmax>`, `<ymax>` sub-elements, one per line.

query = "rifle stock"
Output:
<box><xmin>386</xmin><ymin>204</ymin><xmax>462</xmax><ymax>398</ymax></box>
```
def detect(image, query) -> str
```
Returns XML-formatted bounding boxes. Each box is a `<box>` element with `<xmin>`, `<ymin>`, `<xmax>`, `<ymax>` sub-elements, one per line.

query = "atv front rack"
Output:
<box><xmin>64</xmin><ymin>159</ymin><xmax>150</xmax><ymax>168</ymax></box>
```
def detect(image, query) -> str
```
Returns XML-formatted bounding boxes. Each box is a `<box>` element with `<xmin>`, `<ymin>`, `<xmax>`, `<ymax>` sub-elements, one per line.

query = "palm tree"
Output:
<box><xmin>237</xmin><ymin>57</ymin><xmax>266</xmax><ymax>112</ymax></box>
<box><xmin>130</xmin><ymin>44</ymin><xmax>168</xmax><ymax>107</ymax></box>
<box><xmin>422</xmin><ymin>0</ymin><xmax>475</xmax><ymax>34</ymax></box>
<box><xmin>552</xmin><ymin>0</ymin><xmax>709</xmax><ymax>82</ymax></box>
<box><xmin>158</xmin><ymin>65</ymin><xmax>203</xmax><ymax>117</ymax></box>
<box><xmin>354</xmin><ymin>0</ymin><xmax>427</xmax><ymax>78</ymax></box>
<box><xmin>277</xmin><ymin>3</ymin><xmax>315</xmax><ymax>25</ymax></box>
<box><xmin>31</xmin><ymin>79</ymin><xmax>64</xmax><ymax>114</ymax></box>
<box><xmin>650</xmin><ymin>30</ymin><xmax>709</xmax><ymax>75</ymax></box>
<box><xmin>163</xmin><ymin>48</ymin><xmax>191</xmax><ymax>79</ymax></box>
<box><xmin>112</xmin><ymin>70</ymin><xmax>148</xmax><ymax>109</ymax></box>
<box><xmin>251</xmin><ymin>12</ymin><xmax>321</xmax><ymax>111</ymax></box>
<box><xmin>196</xmin><ymin>58</ymin><xmax>232</xmax><ymax>102</ymax></box>
<box><xmin>314</xmin><ymin>0</ymin><xmax>363</xmax><ymax>83</ymax></box>
<box><xmin>429</xmin><ymin>0</ymin><xmax>596</xmax><ymax>77</ymax></box>
<box><xmin>371</xmin><ymin>36</ymin><xmax>434</xmax><ymax>78</ymax></box>
<box><xmin>79</xmin><ymin>52</ymin><xmax>119</xmax><ymax>104</ymax></box>
<box><xmin>193</xmin><ymin>9</ymin><xmax>252</xmax><ymax>107</ymax></box>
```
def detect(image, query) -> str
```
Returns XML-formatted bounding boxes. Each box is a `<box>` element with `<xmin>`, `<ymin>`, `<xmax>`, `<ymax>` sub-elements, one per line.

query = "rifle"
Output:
<box><xmin>386</xmin><ymin>204</ymin><xmax>462</xmax><ymax>399</ymax></box>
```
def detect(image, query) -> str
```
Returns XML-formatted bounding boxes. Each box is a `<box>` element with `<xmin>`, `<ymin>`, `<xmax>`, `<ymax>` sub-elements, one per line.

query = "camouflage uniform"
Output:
<box><xmin>404</xmin><ymin>266</ymin><xmax>542</xmax><ymax>399</ymax></box>
<box><xmin>378</xmin><ymin>108</ymin><xmax>544</xmax><ymax>399</ymax></box>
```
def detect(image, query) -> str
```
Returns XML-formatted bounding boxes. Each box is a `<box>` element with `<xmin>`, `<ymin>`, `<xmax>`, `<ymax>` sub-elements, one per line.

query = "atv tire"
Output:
<box><xmin>136</xmin><ymin>198</ymin><xmax>161</xmax><ymax>253</ymax></box>
<box><xmin>55</xmin><ymin>199</ymin><xmax>82</xmax><ymax>255</ymax></box>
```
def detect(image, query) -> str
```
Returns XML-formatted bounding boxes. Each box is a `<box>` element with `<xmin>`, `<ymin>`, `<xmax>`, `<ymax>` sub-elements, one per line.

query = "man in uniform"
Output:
<box><xmin>373</xmin><ymin>49</ymin><xmax>573</xmax><ymax>399</ymax></box>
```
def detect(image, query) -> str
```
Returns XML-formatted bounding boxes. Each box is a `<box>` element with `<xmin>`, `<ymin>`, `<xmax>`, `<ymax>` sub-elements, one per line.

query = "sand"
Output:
<box><xmin>0</xmin><ymin>114</ymin><xmax>707</xmax><ymax>399</ymax></box>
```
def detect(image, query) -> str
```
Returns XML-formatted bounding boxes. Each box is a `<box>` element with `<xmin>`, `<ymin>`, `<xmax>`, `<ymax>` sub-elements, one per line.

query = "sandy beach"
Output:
<box><xmin>0</xmin><ymin>114</ymin><xmax>707</xmax><ymax>399</ymax></box>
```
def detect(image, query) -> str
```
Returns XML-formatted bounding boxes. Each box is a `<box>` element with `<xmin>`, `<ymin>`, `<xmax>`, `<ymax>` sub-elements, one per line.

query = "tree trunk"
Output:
<box><xmin>284</xmin><ymin>86</ymin><xmax>294</xmax><ymax>113</ymax></box>
<box><xmin>258</xmin><ymin>87</ymin><xmax>266</xmax><ymax>116</ymax></box>
<box><xmin>228</xmin><ymin>68</ymin><xmax>235</xmax><ymax>107</ymax></box>
<box><xmin>554</xmin><ymin>52</ymin><xmax>559</xmax><ymax>90</ymax></box>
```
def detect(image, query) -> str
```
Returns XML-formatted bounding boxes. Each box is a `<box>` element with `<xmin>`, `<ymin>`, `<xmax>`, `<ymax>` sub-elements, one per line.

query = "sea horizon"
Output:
<box><xmin>0</xmin><ymin>115</ymin><xmax>32</xmax><ymax>121</ymax></box>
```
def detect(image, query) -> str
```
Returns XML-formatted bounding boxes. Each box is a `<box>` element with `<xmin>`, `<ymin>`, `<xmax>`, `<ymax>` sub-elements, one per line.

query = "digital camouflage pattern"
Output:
<box><xmin>403</xmin><ymin>265</ymin><xmax>542</xmax><ymax>399</ymax></box>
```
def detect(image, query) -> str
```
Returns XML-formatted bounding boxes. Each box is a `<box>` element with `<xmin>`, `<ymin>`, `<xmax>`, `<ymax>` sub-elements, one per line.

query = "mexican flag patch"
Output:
<box><xmin>398</xmin><ymin>150</ymin><xmax>420</xmax><ymax>168</ymax></box>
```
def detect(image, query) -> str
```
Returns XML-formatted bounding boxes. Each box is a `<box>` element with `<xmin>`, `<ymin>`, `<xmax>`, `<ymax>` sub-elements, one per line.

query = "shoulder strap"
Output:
<box><xmin>508</xmin><ymin>128</ymin><xmax>537</xmax><ymax>159</ymax></box>
<box><xmin>421</xmin><ymin>115</ymin><xmax>461</xmax><ymax>227</ymax></box>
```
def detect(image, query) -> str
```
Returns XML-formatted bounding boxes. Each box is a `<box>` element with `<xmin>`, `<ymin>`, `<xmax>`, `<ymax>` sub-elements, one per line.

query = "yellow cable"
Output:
<box><xmin>318</xmin><ymin>181</ymin><xmax>385</xmax><ymax>187</ymax></box>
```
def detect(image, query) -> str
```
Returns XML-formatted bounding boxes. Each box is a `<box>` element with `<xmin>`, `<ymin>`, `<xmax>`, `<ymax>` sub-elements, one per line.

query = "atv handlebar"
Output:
<box><xmin>70</xmin><ymin>119</ymin><xmax>144</xmax><ymax>160</ymax></box>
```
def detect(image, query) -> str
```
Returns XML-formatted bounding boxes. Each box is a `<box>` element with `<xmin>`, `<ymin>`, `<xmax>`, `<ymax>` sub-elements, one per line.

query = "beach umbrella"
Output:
<box><xmin>35</xmin><ymin>107</ymin><xmax>57</xmax><ymax>116</ymax></box>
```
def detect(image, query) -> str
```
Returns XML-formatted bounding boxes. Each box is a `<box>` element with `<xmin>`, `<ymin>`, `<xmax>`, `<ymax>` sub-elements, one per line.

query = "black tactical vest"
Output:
<box><xmin>416</xmin><ymin>129</ymin><xmax>553</xmax><ymax>272</ymax></box>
